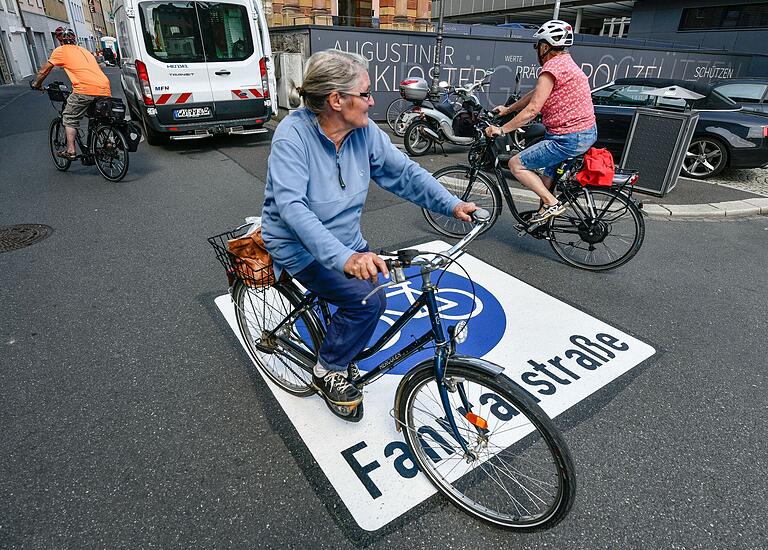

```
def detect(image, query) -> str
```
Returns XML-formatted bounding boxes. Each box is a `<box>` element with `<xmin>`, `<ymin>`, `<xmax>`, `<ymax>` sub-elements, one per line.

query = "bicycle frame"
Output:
<box><xmin>473</xmin><ymin>140</ymin><xmax>635</xmax><ymax>233</ymax></box>
<box><xmin>53</xmin><ymin>96</ymin><xmax>96</xmax><ymax>161</ymax></box>
<box><xmin>259</xmin><ymin>229</ymin><xmax>490</xmax><ymax>456</ymax></box>
<box><xmin>271</xmin><ymin>268</ymin><xmax>448</xmax><ymax>388</ymax></box>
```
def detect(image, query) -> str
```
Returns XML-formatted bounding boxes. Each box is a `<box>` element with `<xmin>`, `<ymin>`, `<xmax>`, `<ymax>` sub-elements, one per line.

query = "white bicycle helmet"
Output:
<box><xmin>533</xmin><ymin>20</ymin><xmax>574</xmax><ymax>47</ymax></box>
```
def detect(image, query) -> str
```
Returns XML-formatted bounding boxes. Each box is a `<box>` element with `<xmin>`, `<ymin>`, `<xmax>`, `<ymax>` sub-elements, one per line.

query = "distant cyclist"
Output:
<box><xmin>261</xmin><ymin>49</ymin><xmax>477</xmax><ymax>409</ymax></box>
<box><xmin>486</xmin><ymin>20</ymin><xmax>596</xmax><ymax>223</ymax></box>
<box><xmin>31</xmin><ymin>27</ymin><xmax>111</xmax><ymax>160</ymax></box>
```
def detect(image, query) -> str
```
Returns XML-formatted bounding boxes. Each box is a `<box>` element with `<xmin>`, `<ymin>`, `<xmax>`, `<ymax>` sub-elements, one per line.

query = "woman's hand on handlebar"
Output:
<box><xmin>453</xmin><ymin>201</ymin><xmax>478</xmax><ymax>222</ymax></box>
<box><xmin>344</xmin><ymin>252</ymin><xmax>390</xmax><ymax>282</ymax></box>
<box><xmin>484</xmin><ymin>125</ymin><xmax>503</xmax><ymax>138</ymax></box>
<box><xmin>493</xmin><ymin>104</ymin><xmax>511</xmax><ymax>117</ymax></box>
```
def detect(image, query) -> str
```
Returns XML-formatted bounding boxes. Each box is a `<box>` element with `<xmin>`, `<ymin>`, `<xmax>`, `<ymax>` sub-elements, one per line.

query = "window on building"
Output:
<box><xmin>679</xmin><ymin>3</ymin><xmax>768</xmax><ymax>31</ymax></box>
<box><xmin>337</xmin><ymin>0</ymin><xmax>372</xmax><ymax>28</ymax></box>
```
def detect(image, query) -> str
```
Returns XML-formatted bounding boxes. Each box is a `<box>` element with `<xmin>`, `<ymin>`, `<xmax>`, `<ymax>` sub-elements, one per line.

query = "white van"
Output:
<box><xmin>113</xmin><ymin>0</ymin><xmax>277</xmax><ymax>144</ymax></box>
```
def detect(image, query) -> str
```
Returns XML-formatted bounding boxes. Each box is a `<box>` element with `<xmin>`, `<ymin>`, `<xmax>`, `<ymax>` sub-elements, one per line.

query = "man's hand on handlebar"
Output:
<box><xmin>344</xmin><ymin>252</ymin><xmax>390</xmax><ymax>282</ymax></box>
<box><xmin>30</xmin><ymin>80</ymin><xmax>42</xmax><ymax>90</ymax></box>
<box><xmin>453</xmin><ymin>201</ymin><xmax>478</xmax><ymax>222</ymax></box>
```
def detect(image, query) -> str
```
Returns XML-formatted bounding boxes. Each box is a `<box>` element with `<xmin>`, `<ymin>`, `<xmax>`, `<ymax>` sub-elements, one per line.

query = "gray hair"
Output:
<box><xmin>289</xmin><ymin>49</ymin><xmax>369</xmax><ymax>113</ymax></box>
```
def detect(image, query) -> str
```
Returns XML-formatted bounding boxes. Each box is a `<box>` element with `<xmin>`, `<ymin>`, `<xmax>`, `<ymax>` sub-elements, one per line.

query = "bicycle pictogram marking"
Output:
<box><xmin>359</xmin><ymin>269</ymin><xmax>506</xmax><ymax>375</ymax></box>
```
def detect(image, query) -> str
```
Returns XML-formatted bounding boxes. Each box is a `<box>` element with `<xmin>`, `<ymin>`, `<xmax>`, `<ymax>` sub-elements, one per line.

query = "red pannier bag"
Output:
<box><xmin>575</xmin><ymin>147</ymin><xmax>615</xmax><ymax>187</ymax></box>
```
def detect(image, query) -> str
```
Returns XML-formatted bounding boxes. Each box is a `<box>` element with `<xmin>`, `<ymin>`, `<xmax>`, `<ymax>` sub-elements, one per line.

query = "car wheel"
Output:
<box><xmin>681</xmin><ymin>137</ymin><xmax>728</xmax><ymax>179</ymax></box>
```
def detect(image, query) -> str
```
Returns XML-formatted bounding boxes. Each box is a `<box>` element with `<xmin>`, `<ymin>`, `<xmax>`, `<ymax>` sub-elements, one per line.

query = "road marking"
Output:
<box><xmin>215</xmin><ymin>240</ymin><xmax>655</xmax><ymax>531</ymax></box>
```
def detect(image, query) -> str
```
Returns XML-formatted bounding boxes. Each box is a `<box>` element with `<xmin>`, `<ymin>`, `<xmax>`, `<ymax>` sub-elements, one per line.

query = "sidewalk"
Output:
<box><xmin>269</xmin><ymin>113</ymin><xmax>768</xmax><ymax>220</ymax></box>
<box><xmin>387</xmin><ymin>130</ymin><xmax>768</xmax><ymax>220</ymax></box>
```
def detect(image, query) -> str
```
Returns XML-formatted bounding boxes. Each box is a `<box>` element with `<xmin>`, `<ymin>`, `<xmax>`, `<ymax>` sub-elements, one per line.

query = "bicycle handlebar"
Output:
<box><xmin>362</xmin><ymin>209</ymin><xmax>490</xmax><ymax>304</ymax></box>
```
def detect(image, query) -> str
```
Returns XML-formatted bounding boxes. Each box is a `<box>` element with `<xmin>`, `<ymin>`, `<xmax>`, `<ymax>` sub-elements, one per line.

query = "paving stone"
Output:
<box><xmin>640</xmin><ymin>204</ymin><xmax>671</xmax><ymax>217</ymax></box>
<box><xmin>741</xmin><ymin>197</ymin><xmax>768</xmax><ymax>214</ymax></box>
<box><xmin>664</xmin><ymin>204</ymin><xmax>725</xmax><ymax>217</ymax></box>
<box><xmin>709</xmin><ymin>200</ymin><xmax>761</xmax><ymax>217</ymax></box>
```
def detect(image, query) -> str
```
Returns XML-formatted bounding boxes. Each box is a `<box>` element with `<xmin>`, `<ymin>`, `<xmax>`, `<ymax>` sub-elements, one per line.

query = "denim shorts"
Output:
<box><xmin>519</xmin><ymin>125</ymin><xmax>597</xmax><ymax>179</ymax></box>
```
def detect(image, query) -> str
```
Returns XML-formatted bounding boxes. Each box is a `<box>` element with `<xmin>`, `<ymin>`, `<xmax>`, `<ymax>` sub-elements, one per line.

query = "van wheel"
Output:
<box><xmin>142</xmin><ymin>114</ymin><xmax>165</xmax><ymax>146</ymax></box>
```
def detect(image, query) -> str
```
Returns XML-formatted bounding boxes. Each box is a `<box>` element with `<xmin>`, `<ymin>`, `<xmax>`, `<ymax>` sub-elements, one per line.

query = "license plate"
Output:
<box><xmin>173</xmin><ymin>107</ymin><xmax>212</xmax><ymax>119</ymax></box>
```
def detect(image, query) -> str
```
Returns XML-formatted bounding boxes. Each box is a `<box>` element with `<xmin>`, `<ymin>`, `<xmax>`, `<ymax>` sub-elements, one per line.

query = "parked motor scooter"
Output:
<box><xmin>402</xmin><ymin>70</ymin><xmax>495</xmax><ymax>157</ymax></box>
<box><xmin>496</xmin><ymin>72</ymin><xmax>546</xmax><ymax>155</ymax></box>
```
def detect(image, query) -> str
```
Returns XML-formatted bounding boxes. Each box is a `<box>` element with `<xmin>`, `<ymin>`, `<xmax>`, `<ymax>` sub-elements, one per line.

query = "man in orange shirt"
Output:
<box><xmin>31</xmin><ymin>28</ymin><xmax>111</xmax><ymax>159</ymax></box>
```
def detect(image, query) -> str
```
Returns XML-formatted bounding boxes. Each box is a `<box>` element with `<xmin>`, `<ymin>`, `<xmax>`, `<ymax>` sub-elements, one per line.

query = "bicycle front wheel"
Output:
<box><xmin>386</xmin><ymin>98</ymin><xmax>410</xmax><ymax>133</ymax></box>
<box><xmin>49</xmin><ymin>118</ymin><xmax>71</xmax><ymax>171</ymax></box>
<box><xmin>93</xmin><ymin>124</ymin><xmax>129</xmax><ymax>182</ymax></box>
<box><xmin>423</xmin><ymin>166</ymin><xmax>501</xmax><ymax>238</ymax></box>
<box><xmin>548</xmin><ymin>187</ymin><xmax>645</xmax><ymax>271</ymax></box>
<box><xmin>397</xmin><ymin>360</ymin><xmax>575</xmax><ymax>530</ymax></box>
<box><xmin>232</xmin><ymin>280</ymin><xmax>319</xmax><ymax>397</ymax></box>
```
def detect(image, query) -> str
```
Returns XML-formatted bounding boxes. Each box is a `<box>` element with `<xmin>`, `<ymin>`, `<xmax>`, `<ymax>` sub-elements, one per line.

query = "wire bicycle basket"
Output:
<box><xmin>207</xmin><ymin>225</ymin><xmax>276</xmax><ymax>289</ymax></box>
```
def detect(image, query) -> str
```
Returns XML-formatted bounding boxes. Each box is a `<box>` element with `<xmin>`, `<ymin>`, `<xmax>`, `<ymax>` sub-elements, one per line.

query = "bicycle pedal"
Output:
<box><xmin>324</xmin><ymin>397</ymin><xmax>364</xmax><ymax>423</ymax></box>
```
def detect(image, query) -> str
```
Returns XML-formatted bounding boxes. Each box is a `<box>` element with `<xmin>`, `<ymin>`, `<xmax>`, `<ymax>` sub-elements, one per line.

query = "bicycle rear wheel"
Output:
<box><xmin>397</xmin><ymin>360</ymin><xmax>575</xmax><ymax>530</ymax></box>
<box><xmin>93</xmin><ymin>124</ymin><xmax>129</xmax><ymax>182</ymax></box>
<box><xmin>423</xmin><ymin>166</ymin><xmax>501</xmax><ymax>238</ymax></box>
<box><xmin>386</xmin><ymin>98</ymin><xmax>410</xmax><ymax>133</ymax></box>
<box><xmin>49</xmin><ymin>118</ymin><xmax>71</xmax><ymax>171</ymax></box>
<box><xmin>549</xmin><ymin>187</ymin><xmax>645</xmax><ymax>271</ymax></box>
<box><xmin>232</xmin><ymin>280</ymin><xmax>319</xmax><ymax>397</ymax></box>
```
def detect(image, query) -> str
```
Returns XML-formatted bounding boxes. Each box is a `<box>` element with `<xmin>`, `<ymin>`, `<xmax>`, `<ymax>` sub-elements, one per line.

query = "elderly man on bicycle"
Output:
<box><xmin>31</xmin><ymin>27</ymin><xmax>111</xmax><ymax>160</ymax></box>
<box><xmin>261</xmin><ymin>49</ymin><xmax>476</xmax><ymax>409</ymax></box>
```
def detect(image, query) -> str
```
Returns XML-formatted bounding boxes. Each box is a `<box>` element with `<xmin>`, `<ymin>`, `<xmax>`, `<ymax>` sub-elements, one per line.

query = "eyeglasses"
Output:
<box><xmin>341</xmin><ymin>91</ymin><xmax>373</xmax><ymax>100</ymax></box>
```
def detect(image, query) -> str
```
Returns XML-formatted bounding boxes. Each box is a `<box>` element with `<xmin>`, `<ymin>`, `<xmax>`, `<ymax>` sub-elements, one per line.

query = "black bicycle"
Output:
<box><xmin>209</xmin><ymin>211</ymin><xmax>575</xmax><ymax>530</ymax></box>
<box><xmin>425</xmin><ymin>111</ymin><xmax>646</xmax><ymax>271</ymax></box>
<box><xmin>43</xmin><ymin>82</ymin><xmax>141</xmax><ymax>182</ymax></box>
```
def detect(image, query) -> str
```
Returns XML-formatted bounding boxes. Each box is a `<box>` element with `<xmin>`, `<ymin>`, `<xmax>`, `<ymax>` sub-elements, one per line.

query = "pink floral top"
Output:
<box><xmin>539</xmin><ymin>53</ymin><xmax>596</xmax><ymax>135</ymax></box>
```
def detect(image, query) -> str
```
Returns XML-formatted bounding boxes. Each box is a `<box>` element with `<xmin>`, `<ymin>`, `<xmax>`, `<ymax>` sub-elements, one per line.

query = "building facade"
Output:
<box><xmin>62</xmin><ymin>0</ymin><xmax>92</xmax><ymax>50</ymax></box>
<box><xmin>98</xmin><ymin>0</ymin><xmax>114</xmax><ymax>39</ymax></box>
<box><xmin>1</xmin><ymin>0</ymin><xmax>34</xmax><ymax>80</ymax></box>
<box><xmin>268</xmin><ymin>0</ymin><xmax>434</xmax><ymax>31</ymax></box>
<box><xmin>628</xmin><ymin>0</ymin><xmax>768</xmax><ymax>53</ymax></box>
<box><xmin>19</xmin><ymin>0</ymin><xmax>57</xmax><ymax>68</ymax></box>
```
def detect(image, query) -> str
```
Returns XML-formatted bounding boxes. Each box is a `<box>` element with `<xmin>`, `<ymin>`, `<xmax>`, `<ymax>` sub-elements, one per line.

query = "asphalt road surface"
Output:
<box><xmin>1</xmin><ymin>69</ymin><xmax>767</xmax><ymax>549</ymax></box>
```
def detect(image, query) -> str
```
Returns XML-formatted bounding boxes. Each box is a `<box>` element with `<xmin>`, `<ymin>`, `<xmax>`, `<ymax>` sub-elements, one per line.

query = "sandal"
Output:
<box><xmin>530</xmin><ymin>202</ymin><xmax>566</xmax><ymax>224</ymax></box>
<box><xmin>56</xmin><ymin>150</ymin><xmax>77</xmax><ymax>160</ymax></box>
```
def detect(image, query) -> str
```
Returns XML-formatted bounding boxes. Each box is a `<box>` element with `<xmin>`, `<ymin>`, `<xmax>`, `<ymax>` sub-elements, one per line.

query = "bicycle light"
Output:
<box><xmin>454</xmin><ymin>320</ymin><xmax>469</xmax><ymax>344</ymax></box>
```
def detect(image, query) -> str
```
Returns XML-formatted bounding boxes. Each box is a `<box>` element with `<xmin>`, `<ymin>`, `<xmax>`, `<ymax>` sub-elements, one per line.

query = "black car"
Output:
<box><xmin>711</xmin><ymin>78</ymin><xmax>768</xmax><ymax>114</ymax></box>
<box><xmin>592</xmin><ymin>78</ymin><xmax>768</xmax><ymax>178</ymax></box>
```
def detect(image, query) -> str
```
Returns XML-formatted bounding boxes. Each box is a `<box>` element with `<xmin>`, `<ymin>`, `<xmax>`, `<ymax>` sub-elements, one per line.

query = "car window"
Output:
<box><xmin>139</xmin><ymin>2</ymin><xmax>206</xmax><ymax>63</ymax></box>
<box><xmin>656</xmin><ymin>96</ymin><xmax>687</xmax><ymax>109</ymax></box>
<box><xmin>592</xmin><ymin>85</ymin><xmax>655</xmax><ymax>107</ymax></box>
<box><xmin>197</xmin><ymin>3</ymin><xmax>254</xmax><ymax>62</ymax></box>
<box><xmin>714</xmin><ymin>83</ymin><xmax>768</xmax><ymax>103</ymax></box>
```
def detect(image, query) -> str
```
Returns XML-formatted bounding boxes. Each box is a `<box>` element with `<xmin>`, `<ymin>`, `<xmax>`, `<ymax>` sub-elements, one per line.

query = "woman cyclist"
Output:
<box><xmin>261</xmin><ymin>50</ymin><xmax>476</xmax><ymax>411</ymax></box>
<box><xmin>486</xmin><ymin>20</ymin><xmax>597</xmax><ymax>223</ymax></box>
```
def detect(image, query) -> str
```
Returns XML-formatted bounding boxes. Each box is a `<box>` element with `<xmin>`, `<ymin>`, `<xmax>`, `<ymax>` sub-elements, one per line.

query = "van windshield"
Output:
<box><xmin>139</xmin><ymin>1</ymin><xmax>254</xmax><ymax>63</ymax></box>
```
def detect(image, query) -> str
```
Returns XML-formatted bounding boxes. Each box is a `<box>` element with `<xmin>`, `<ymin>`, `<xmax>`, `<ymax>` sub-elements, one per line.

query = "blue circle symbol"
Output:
<box><xmin>358</xmin><ymin>269</ymin><xmax>507</xmax><ymax>375</ymax></box>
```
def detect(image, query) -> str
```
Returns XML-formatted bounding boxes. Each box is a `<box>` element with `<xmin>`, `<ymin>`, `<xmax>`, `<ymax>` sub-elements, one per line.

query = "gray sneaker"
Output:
<box><xmin>313</xmin><ymin>371</ymin><xmax>363</xmax><ymax>406</ymax></box>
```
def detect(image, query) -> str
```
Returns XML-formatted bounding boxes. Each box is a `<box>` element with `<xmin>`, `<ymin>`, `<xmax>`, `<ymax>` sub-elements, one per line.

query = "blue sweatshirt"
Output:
<box><xmin>261</xmin><ymin>108</ymin><xmax>461</xmax><ymax>278</ymax></box>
